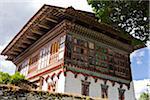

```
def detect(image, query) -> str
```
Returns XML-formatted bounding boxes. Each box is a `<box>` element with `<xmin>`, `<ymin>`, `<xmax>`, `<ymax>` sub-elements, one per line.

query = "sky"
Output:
<box><xmin>0</xmin><ymin>0</ymin><xmax>149</xmax><ymax>99</ymax></box>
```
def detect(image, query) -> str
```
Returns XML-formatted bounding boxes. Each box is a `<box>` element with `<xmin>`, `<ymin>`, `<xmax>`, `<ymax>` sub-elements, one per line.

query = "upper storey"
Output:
<box><xmin>1</xmin><ymin>4</ymin><xmax>145</xmax><ymax>63</ymax></box>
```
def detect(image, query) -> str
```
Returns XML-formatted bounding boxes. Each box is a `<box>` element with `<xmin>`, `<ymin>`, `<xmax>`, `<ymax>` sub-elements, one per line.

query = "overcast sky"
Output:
<box><xmin>0</xmin><ymin>0</ymin><xmax>149</xmax><ymax>99</ymax></box>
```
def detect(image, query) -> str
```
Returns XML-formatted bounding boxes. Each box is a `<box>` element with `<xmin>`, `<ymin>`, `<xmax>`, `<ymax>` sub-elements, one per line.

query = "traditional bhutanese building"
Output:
<box><xmin>1</xmin><ymin>5</ymin><xmax>145</xmax><ymax>100</ymax></box>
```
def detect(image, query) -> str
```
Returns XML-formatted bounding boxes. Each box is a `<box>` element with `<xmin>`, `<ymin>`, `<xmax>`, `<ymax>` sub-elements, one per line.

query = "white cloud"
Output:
<box><xmin>28</xmin><ymin>0</ymin><xmax>93</xmax><ymax>12</ymax></box>
<box><xmin>130</xmin><ymin>49</ymin><xmax>145</xmax><ymax>65</ymax></box>
<box><xmin>133</xmin><ymin>79</ymin><xmax>150</xmax><ymax>99</ymax></box>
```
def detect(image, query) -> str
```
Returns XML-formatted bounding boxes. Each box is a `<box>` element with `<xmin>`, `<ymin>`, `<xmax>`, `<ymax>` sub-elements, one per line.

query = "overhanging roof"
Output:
<box><xmin>1</xmin><ymin>4</ymin><xmax>145</xmax><ymax>61</ymax></box>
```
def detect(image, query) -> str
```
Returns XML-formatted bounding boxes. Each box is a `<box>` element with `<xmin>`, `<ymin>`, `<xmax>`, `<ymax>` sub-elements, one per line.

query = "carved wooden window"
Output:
<box><xmin>118</xmin><ymin>88</ymin><xmax>125</xmax><ymax>100</ymax></box>
<box><xmin>50</xmin><ymin>42</ymin><xmax>59</xmax><ymax>54</ymax></box>
<box><xmin>89</xmin><ymin>56</ymin><xmax>95</xmax><ymax>65</ymax></box>
<box><xmin>20</xmin><ymin>59</ymin><xmax>29</xmax><ymax>76</ymax></box>
<box><xmin>101</xmin><ymin>55</ymin><xmax>107</xmax><ymax>61</ymax></box>
<box><xmin>74</xmin><ymin>38</ymin><xmax>77</xmax><ymax>43</ymax></box>
<box><xmin>101</xmin><ymin>84</ymin><xmax>108</xmax><ymax>98</ymax></box>
<box><xmin>39</xmin><ymin>46</ymin><xmax>50</xmax><ymax>69</ymax></box>
<box><xmin>81</xmin><ymin>81</ymin><xmax>90</xmax><ymax>96</ymax></box>
<box><xmin>66</xmin><ymin>42</ymin><xmax>72</xmax><ymax>59</ymax></box>
<box><xmin>28</xmin><ymin>54</ymin><xmax>39</xmax><ymax>74</ymax></box>
<box><xmin>88</xmin><ymin>42</ymin><xmax>94</xmax><ymax>49</ymax></box>
<box><xmin>29</xmin><ymin>54</ymin><xmax>39</xmax><ymax>65</ymax></box>
<box><xmin>101</xmin><ymin>48</ymin><xmax>107</xmax><ymax>54</ymax></box>
<box><xmin>101</xmin><ymin>62</ymin><xmax>107</xmax><ymax>67</ymax></box>
<box><xmin>66</xmin><ymin>35</ymin><xmax>72</xmax><ymax>42</ymax></box>
<box><xmin>84</xmin><ymin>42</ymin><xmax>87</xmax><ymax>47</ymax></box>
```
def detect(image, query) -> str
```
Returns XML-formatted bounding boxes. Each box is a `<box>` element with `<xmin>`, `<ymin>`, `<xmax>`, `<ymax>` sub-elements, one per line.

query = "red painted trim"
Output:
<box><xmin>51</xmin><ymin>73</ymin><xmax>56</xmax><ymax>79</ymax></box>
<box><xmin>57</xmin><ymin>70</ymin><xmax>62</xmax><ymax>79</ymax></box>
<box><xmin>28</xmin><ymin>63</ymin><xmax>63</xmax><ymax>79</ymax></box>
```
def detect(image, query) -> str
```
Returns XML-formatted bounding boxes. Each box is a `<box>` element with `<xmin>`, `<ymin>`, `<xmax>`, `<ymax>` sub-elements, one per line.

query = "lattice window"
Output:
<box><xmin>101</xmin><ymin>84</ymin><xmax>108</xmax><ymax>98</ymax></box>
<box><xmin>101</xmin><ymin>48</ymin><xmax>107</xmax><ymax>54</ymax></box>
<box><xmin>29</xmin><ymin>54</ymin><xmax>39</xmax><ymax>65</ymax></box>
<box><xmin>118</xmin><ymin>88</ymin><xmax>125</xmax><ymax>100</ymax></box>
<box><xmin>81</xmin><ymin>81</ymin><xmax>90</xmax><ymax>96</ymax></box>
<box><xmin>101</xmin><ymin>55</ymin><xmax>107</xmax><ymax>61</ymax></box>
<box><xmin>39</xmin><ymin>46</ymin><xmax>50</xmax><ymax>69</ymax></box>
<box><xmin>88</xmin><ymin>42</ymin><xmax>94</xmax><ymax>49</ymax></box>
<box><xmin>50</xmin><ymin>42</ymin><xmax>59</xmax><ymax>54</ymax></box>
<box><xmin>20</xmin><ymin>59</ymin><xmax>29</xmax><ymax>76</ymax></box>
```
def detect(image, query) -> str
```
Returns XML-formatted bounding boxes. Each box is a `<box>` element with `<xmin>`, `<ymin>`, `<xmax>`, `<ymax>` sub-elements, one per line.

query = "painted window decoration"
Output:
<box><xmin>118</xmin><ymin>88</ymin><xmax>125</xmax><ymax>100</ymax></box>
<box><xmin>101</xmin><ymin>48</ymin><xmax>108</xmax><ymax>54</ymax></box>
<box><xmin>67</xmin><ymin>34</ymin><xmax>72</xmax><ymax>42</ymax></box>
<box><xmin>101</xmin><ymin>84</ymin><xmax>108</xmax><ymax>98</ymax></box>
<box><xmin>50</xmin><ymin>42</ymin><xmax>59</xmax><ymax>54</ymax></box>
<box><xmin>29</xmin><ymin>54</ymin><xmax>39</xmax><ymax>65</ymax></box>
<box><xmin>81</xmin><ymin>80</ymin><xmax>90</xmax><ymax>96</ymax></box>
<box><xmin>108</xmin><ymin>48</ymin><xmax>114</xmax><ymax>56</ymax></box>
<box><xmin>88</xmin><ymin>42</ymin><xmax>94</xmax><ymax>49</ymax></box>
<box><xmin>20</xmin><ymin>59</ymin><xmax>29</xmax><ymax>77</ymax></box>
<box><xmin>89</xmin><ymin>56</ymin><xmax>95</xmax><ymax>65</ymax></box>
<box><xmin>59</xmin><ymin>35</ymin><xmax>66</xmax><ymax>60</ymax></box>
<box><xmin>28</xmin><ymin>54</ymin><xmax>39</xmax><ymax>74</ymax></box>
<box><xmin>74</xmin><ymin>38</ymin><xmax>77</xmax><ymax>44</ymax></box>
<box><xmin>101</xmin><ymin>62</ymin><xmax>107</xmax><ymax>67</ymax></box>
<box><xmin>39</xmin><ymin>46</ymin><xmax>50</xmax><ymax>69</ymax></box>
<box><xmin>101</xmin><ymin>55</ymin><xmax>107</xmax><ymax>61</ymax></box>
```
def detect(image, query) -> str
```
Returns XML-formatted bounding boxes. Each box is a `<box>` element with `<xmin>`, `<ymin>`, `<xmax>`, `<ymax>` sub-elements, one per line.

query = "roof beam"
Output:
<box><xmin>31</xmin><ymin>29</ymin><xmax>43</xmax><ymax>35</ymax></box>
<box><xmin>26</xmin><ymin>35</ymin><xmax>37</xmax><ymax>40</ymax></box>
<box><xmin>45</xmin><ymin>17</ymin><xmax>58</xmax><ymax>23</ymax></box>
<box><xmin>8</xmin><ymin>51</ymin><xmax>19</xmax><ymax>55</ymax></box>
<box><xmin>6</xmin><ymin>56</ymin><xmax>14</xmax><ymax>60</ymax></box>
<box><xmin>21</xmin><ymin>39</ymin><xmax>32</xmax><ymax>45</ymax></box>
<box><xmin>12</xmin><ymin>48</ymin><xmax>23</xmax><ymax>52</ymax></box>
<box><xmin>17</xmin><ymin>44</ymin><xmax>27</xmax><ymax>48</ymax></box>
<box><xmin>38</xmin><ymin>24</ymin><xmax>49</xmax><ymax>30</ymax></box>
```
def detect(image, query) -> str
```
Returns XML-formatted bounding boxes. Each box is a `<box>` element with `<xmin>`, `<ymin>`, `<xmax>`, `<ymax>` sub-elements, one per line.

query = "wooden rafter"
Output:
<box><xmin>21</xmin><ymin>39</ymin><xmax>32</xmax><ymax>44</ymax></box>
<box><xmin>38</xmin><ymin>24</ymin><xmax>49</xmax><ymax>30</ymax></box>
<box><xmin>26</xmin><ymin>35</ymin><xmax>37</xmax><ymax>40</ymax></box>
<box><xmin>17</xmin><ymin>44</ymin><xmax>27</xmax><ymax>48</ymax></box>
<box><xmin>12</xmin><ymin>48</ymin><xmax>22</xmax><ymax>52</ymax></box>
<box><xmin>31</xmin><ymin>29</ymin><xmax>43</xmax><ymax>35</ymax></box>
<box><xmin>8</xmin><ymin>51</ymin><xmax>18</xmax><ymax>55</ymax></box>
<box><xmin>45</xmin><ymin>17</ymin><xmax>58</xmax><ymax>23</ymax></box>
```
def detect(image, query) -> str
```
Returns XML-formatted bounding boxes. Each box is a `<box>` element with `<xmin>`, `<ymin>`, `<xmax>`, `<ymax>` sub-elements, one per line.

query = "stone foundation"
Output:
<box><xmin>0</xmin><ymin>84</ymin><xmax>105</xmax><ymax>100</ymax></box>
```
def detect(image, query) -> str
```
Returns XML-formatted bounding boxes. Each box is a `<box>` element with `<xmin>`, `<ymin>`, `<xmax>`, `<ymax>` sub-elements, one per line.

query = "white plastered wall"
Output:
<box><xmin>64</xmin><ymin>72</ymin><xmax>135</xmax><ymax>100</ymax></box>
<box><xmin>41</xmin><ymin>71</ymin><xmax>66</xmax><ymax>93</ymax></box>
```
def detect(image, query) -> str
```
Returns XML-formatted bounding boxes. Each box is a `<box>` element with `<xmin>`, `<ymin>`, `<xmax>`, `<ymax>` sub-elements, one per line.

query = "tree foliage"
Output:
<box><xmin>139</xmin><ymin>92</ymin><xmax>149</xmax><ymax>100</ymax></box>
<box><xmin>10</xmin><ymin>72</ymin><xmax>25</xmax><ymax>84</ymax></box>
<box><xmin>87</xmin><ymin>0</ymin><xmax>149</xmax><ymax>43</ymax></box>
<box><xmin>0</xmin><ymin>71</ymin><xmax>25</xmax><ymax>84</ymax></box>
<box><xmin>0</xmin><ymin>72</ymin><xmax>11</xmax><ymax>84</ymax></box>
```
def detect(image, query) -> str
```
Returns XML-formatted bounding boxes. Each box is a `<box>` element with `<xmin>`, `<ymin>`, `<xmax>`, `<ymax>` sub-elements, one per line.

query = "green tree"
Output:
<box><xmin>139</xmin><ymin>92</ymin><xmax>149</xmax><ymax>100</ymax></box>
<box><xmin>87</xmin><ymin>0</ymin><xmax>149</xmax><ymax>43</ymax></box>
<box><xmin>0</xmin><ymin>71</ymin><xmax>25</xmax><ymax>84</ymax></box>
<box><xmin>10</xmin><ymin>72</ymin><xmax>25</xmax><ymax>84</ymax></box>
<box><xmin>0</xmin><ymin>72</ymin><xmax>11</xmax><ymax>84</ymax></box>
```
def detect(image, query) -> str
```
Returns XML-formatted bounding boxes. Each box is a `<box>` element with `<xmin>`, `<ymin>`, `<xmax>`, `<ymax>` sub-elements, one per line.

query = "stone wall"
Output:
<box><xmin>0</xmin><ymin>84</ymin><xmax>106</xmax><ymax>100</ymax></box>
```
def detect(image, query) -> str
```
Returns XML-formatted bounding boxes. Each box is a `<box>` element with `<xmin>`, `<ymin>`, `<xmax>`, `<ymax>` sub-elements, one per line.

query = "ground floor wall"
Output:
<box><xmin>65</xmin><ymin>72</ymin><xmax>135</xmax><ymax>100</ymax></box>
<box><xmin>39</xmin><ymin>69</ymin><xmax>66</xmax><ymax>93</ymax></box>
